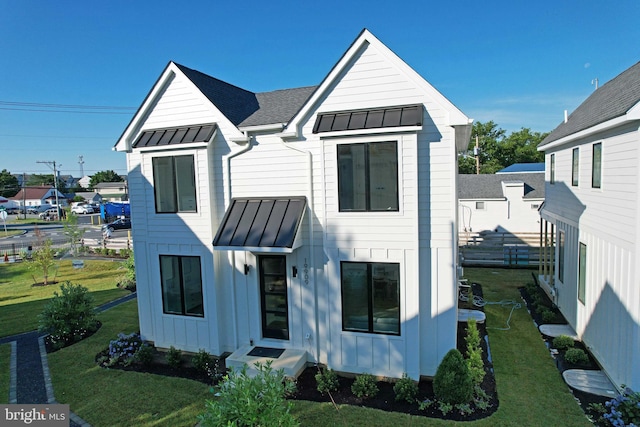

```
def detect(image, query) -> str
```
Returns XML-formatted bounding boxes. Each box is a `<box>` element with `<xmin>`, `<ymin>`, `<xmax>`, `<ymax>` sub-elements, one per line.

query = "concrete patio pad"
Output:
<box><xmin>563</xmin><ymin>369</ymin><xmax>618</xmax><ymax>398</ymax></box>
<box><xmin>458</xmin><ymin>309</ymin><xmax>486</xmax><ymax>323</ymax></box>
<box><xmin>539</xmin><ymin>323</ymin><xmax>579</xmax><ymax>340</ymax></box>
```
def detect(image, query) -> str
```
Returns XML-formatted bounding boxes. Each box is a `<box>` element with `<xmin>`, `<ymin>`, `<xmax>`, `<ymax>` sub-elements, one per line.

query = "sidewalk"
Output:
<box><xmin>1</xmin><ymin>292</ymin><xmax>137</xmax><ymax>427</ymax></box>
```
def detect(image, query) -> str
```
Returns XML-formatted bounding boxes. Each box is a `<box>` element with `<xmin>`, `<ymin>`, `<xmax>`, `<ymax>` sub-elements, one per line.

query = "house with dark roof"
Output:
<box><xmin>114</xmin><ymin>29</ymin><xmax>473</xmax><ymax>380</ymax></box>
<box><xmin>537</xmin><ymin>61</ymin><xmax>640</xmax><ymax>392</ymax></box>
<box><xmin>458</xmin><ymin>172</ymin><xmax>544</xmax><ymax>233</ymax></box>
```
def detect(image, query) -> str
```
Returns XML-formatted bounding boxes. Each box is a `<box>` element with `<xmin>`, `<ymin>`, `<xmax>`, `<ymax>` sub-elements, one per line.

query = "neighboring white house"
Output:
<box><xmin>114</xmin><ymin>29</ymin><xmax>472</xmax><ymax>380</ymax></box>
<box><xmin>458</xmin><ymin>172</ymin><xmax>544</xmax><ymax>233</ymax></box>
<box><xmin>10</xmin><ymin>186</ymin><xmax>68</xmax><ymax>208</ymax></box>
<box><xmin>93</xmin><ymin>182</ymin><xmax>127</xmax><ymax>201</ymax></box>
<box><xmin>537</xmin><ymin>61</ymin><xmax>640</xmax><ymax>391</ymax></box>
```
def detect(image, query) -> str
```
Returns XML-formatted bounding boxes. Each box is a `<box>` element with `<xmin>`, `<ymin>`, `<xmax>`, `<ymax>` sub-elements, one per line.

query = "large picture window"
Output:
<box><xmin>341</xmin><ymin>262</ymin><xmax>400</xmax><ymax>335</ymax></box>
<box><xmin>152</xmin><ymin>155</ymin><xmax>197</xmax><ymax>213</ymax></box>
<box><xmin>160</xmin><ymin>255</ymin><xmax>204</xmax><ymax>317</ymax></box>
<box><xmin>337</xmin><ymin>142</ymin><xmax>398</xmax><ymax>212</ymax></box>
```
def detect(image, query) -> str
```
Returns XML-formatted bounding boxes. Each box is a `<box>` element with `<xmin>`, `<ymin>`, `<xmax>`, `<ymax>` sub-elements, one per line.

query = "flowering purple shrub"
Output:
<box><xmin>601</xmin><ymin>386</ymin><xmax>640</xmax><ymax>427</ymax></box>
<box><xmin>107</xmin><ymin>332</ymin><xmax>142</xmax><ymax>367</ymax></box>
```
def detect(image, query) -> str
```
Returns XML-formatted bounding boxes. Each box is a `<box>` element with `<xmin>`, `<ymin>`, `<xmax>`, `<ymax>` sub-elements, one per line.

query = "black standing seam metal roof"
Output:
<box><xmin>312</xmin><ymin>104</ymin><xmax>423</xmax><ymax>133</ymax></box>
<box><xmin>213</xmin><ymin>197</ymin><xmax>307</xmax><ymax>250</ymax></box>
<box><xmin>132</xmin><ymin>124</ymin><xmax>217</xmax><ymax>148</ymax></box>
<box><xmin>540</xmin><ymin>61</ymin><xmax>640</xmax><ymax>147</ymax></box>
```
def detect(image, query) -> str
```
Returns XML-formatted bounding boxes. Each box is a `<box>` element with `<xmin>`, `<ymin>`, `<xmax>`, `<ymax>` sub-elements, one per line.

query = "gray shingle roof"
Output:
<box><xmin>174</xmin><ymin>63</ymin><xmax>317</xmax><ymax>128</ymax></box>
<box><xmin>458</xmin><ymin>173</ymin><xmax>545</xmax><ymax>200</ymax></box>
<box><xmin>540</xmin><ymin>61</ymin><xmax>640</xmax><ymax>147</ymax></box>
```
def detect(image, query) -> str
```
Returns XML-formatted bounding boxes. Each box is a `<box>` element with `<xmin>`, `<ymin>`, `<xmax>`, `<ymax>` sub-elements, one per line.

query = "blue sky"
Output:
<box><xmin>1</xmin><ymin>0</ymin><xmax>639</xmax><ymax>177</ymax></box>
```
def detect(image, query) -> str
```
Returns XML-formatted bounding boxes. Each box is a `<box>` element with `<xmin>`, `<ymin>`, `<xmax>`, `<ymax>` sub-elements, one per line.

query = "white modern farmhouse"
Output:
<box><xmin>114</xmin><ymin>29</ymin><xmax>472</xmax><ymax>380</ymax></box>
<box><xmin>538</xmin><ymin>61</ymin><xmax>640</xmax><ymax>391</ymax></box>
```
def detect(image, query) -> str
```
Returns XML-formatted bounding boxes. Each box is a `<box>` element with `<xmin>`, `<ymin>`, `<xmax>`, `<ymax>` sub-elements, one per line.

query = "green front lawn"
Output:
<box><xmin>0</xmin><ymin>260</ymin><xmax>129</xmax><ymax>337</ymax></box>
<box><xmin>0</xmin><ymin>343</ymin><xmax>10</xmax><ymax>404</ymax></box>
<box><xmin>43</xmin><ymin>267</ymin><xmax>592</xmax><ymax>426</ymax></box>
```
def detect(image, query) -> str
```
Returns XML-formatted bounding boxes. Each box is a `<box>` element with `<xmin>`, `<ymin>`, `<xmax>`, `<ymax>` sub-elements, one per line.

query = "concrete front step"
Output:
<box><xmin>226</xmin><ymin>345</ymin><xmax>307</xmax><ymax>379</ymax></box>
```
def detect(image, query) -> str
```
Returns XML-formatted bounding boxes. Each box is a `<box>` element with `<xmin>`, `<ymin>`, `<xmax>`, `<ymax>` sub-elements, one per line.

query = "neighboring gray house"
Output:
<box><xmin>538</xmin><ymin>60</ymin><xmax>640</xmax><ymax>391</ymax></box>
<box><xmin>74</xmin><ymin>192</ymin><xmax>102</xmax><ymax>204</ymax></box>
<box><xmin>94</xmin><ymin>182</ymin><xmax>127</xmax><ymax>201</ymax></box>
<box><xmin>458</xmin><ymin>172</ymin><xmax>545</xmax><ymax>233</ymax></box>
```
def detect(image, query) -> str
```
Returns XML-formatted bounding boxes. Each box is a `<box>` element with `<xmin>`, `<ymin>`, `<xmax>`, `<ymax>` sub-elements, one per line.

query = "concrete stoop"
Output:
<box><xmin>226</xmin><ymin>345</ymin><xmax>307</xmax><ymax>379</ymax></box>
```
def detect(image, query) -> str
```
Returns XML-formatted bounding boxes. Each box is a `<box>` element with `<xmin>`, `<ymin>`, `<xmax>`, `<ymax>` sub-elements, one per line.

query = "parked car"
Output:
<box><xmin>102</xmin><ymin>218</ymin><xmax>131</xmax><ymax>232</ymax></box>
<box><xmin>26</xmin><ymin>206</ymin><xmax>40</xmax><ymax>214</ymax></box>
<box><xmin>71</xmin><ymin>204</ymin><xmax>94</xmax><ymax>214</ymax></box>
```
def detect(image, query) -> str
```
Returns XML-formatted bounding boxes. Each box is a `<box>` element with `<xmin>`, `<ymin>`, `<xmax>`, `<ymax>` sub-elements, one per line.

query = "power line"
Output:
<box><xmin>0</xmin><ymin>100</ymin><xmax>136</xmax><ymax>115</ymax></box>
<box><xmin>0</xmin><ymin>107</ymin><xmax>132</xmax><ymax>115</ymax></box>
<box><xmin>0</xmin><ymin>100</ymin><xmax>136</xmax><ymax>110</ymax></box>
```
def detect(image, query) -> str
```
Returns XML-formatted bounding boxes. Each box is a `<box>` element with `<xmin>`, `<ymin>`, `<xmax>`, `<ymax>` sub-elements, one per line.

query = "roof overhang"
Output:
<box><xmin>213</xmin><ymin>197</ymin><xmax>306</xmax><ymax>254</ymax></box>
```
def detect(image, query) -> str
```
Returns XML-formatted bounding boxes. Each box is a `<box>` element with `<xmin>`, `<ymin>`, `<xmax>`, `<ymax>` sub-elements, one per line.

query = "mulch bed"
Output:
<box><xmin>44</xmin><ymin>321</ymin><xmax>102</xmax><ymax>353</ymax></box>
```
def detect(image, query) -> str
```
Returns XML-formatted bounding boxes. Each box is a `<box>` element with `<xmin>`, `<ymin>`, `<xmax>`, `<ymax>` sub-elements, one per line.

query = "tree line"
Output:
<box><xmin>458</xmin><ymin>121</ymin><xmax>549</xmax><ymax>174</ymax></box>
<box><xmin>0</xmin><ymin>169</ymin><xmax>124</xmax><ymax>198</ymax></box>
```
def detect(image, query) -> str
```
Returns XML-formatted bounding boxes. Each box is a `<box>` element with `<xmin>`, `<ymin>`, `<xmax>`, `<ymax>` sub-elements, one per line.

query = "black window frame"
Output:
<box><xmin>152</xmin><ymin>155</ymin><xmax>197</xmax><ymax>213</ymax></box>
<box><xmin>572</xmin><ymin>148</ymin><xmax>579</xmax><ymax>187</ymax></box>
<box><xmin>592</xmin><ymin>142</ymin><xmax>602</xmax><ymax>188</ymax></box>
<box><xmin>159</xmin><ymin>255</ymin><xmax>204</xmax><ymax>317</ymax></box>
<box><xmin>340</xmin><ymin>261</ymin><xmax>400</xmax><ymax>335</ymax></box>
<box><xmin>550</xmin><ymin>154</ymin><xmax>555</xmax><ymax>184</ymax></box>
<box><xmin>337</xmin><ymin>141</ymin><xmax>399</xmax><ymax>212</ymax></box>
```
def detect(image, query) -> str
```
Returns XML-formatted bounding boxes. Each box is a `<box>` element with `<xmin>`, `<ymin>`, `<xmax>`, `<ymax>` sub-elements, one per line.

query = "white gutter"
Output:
<box><xmin>277</xmin><ymin>137</ymin><xmax>317</xmax><ymax>361</ymax></box>
<box><xmin>223</xmin><ymin>133</ymin><xmax>252</xmax><ymax>350</ymax></box>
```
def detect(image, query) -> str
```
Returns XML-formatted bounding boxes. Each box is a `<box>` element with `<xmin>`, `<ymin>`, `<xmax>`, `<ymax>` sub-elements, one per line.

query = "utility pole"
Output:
<box><xmin>474</xmin><ymin>135</ymin><xmax>481</xmax><ymax>174</ymax></box>
<box><xmin>36</xmin><ymin>160</ymin><xmax>60</xmax><ymax>217</ymax></box>
<box><xmin>22</xmin><ymin>172</ymin><xmax>26</xmax><ymax>220</ymax></box>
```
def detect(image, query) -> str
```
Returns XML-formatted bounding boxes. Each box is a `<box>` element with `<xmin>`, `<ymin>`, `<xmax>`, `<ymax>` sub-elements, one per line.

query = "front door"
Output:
<box><xmin>259</xmin><ymin>255</ymin><xmax>289</xmax><ymax>340</ymax></box>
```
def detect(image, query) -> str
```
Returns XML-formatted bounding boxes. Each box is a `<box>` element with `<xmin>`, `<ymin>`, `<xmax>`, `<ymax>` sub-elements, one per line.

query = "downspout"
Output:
<box><xmin>278</xmin><ymin>138</ymin><xmax>317</xmax><ymax>361</ymax></box>
<box><xmin>224</xmin><ymin>133</ymin><xmax>252</xmax><ymax>350</ymax></box>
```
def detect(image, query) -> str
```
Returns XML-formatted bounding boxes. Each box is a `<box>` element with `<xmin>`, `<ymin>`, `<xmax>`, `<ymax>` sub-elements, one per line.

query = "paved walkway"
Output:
<box><xmin>1</xmin><ymin>292</ymin><xmax>137</xmax><ymax>427</ymax></box>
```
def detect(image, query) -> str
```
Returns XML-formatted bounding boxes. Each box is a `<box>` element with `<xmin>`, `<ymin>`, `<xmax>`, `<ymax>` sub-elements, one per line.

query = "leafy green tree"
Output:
<box><xmin>62</xmin><ymin>210</ymin><xmax>86</xmax><ymax>256</ymax></box>
<box><xmin>0</xmin><ymin>169</ymin><xmax>19</xmax><ymax>197</ymax></box>
<box><xmin>458</xmin><ymin>121</ymin><xmax>548</xmax><ymax>174</ymax></box>
<box><xmin>89</xmin><ymin>170</ymin><xmax>124</xmax><ymax>188</ymax></box>
<box><xmin>29</xmin><ymin>239</ymin><xmax>58</xmax><ymax>285</ymax></box>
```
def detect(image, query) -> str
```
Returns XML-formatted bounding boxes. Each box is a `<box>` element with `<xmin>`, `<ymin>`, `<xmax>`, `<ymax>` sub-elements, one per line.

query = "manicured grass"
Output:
<box><xmin>0</xmin><ymin>343</ymin><xmax>10</xmax><ymax>404</ymax></box>
<box><xmin>0</xmin><ymin>260</ymin><xmax>130</xmax><ymax>337</ymax></box>
<box><xmin>44</xmin><ymin>267</ymin><xmax>592</xmax><ymax>426</ymax></box>
<box><xmin>0</xmin><ymin>229</ymin><xmax>25</xmax><ymax>238</ymax></box>
<box><xmin>48</xmin><ymin>300</ymin><xmax>210</xmax><ymax>427</ymax></box>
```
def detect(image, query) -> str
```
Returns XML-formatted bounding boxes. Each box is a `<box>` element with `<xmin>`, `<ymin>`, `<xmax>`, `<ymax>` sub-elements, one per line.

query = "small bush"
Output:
<box><xmin>433</xmin><ymin>349</ymin><xmax>473</xmax><ymax>404</ymax></box>
<box><xmin>465</xmin><ymin>319</ymin><xmax>485</xmax><ymax>386</ymax></box>
<box><xmin>166</xmin><ymin>346</ymin><xmax>182</xmax><ymax>369</ymax></box>
<box><xmin>552</xmin><ymin>335</ymin><xmax>575</xmax><ymax>351</ymax></box>
<box><xmin>38</xmin><ymin>281</ymin><xmax>98</xmax><ymax>349</ymax></box>
<box><xmin>315</xmin><ymin>368</ymin><xmax>339</xmax><ymax>395</ymax></box>
<box><xmin>541</xmin><ymin>309</ymin><xmax>556</xmax><ymax>323</ymax></box>
<box><xmin>192</xmin><ymin>349</ymin><xmax>212</xmax><ymax>373</ymax></box>
<box><xmin>134</xmin><ymin>343</ymin><xmax>154</xmax><ymax>367</ymax></box>
<box><xmin>351</xmin><ymin>373</ymin><xmax>379</xmax><ymax>399</ymax></box>
<box><xmin>198</xmin><ymin>361</ymin><xmax>298</xmax><ymax>427</ymax></box>
<box><xmin>393</xmin><ymin>373</ymin><xmax>419</xmax><ymax>403</ymax></box>
<box><xmin>107</xmin><ymin>332</ymin><xmax>143</xmax><ymax>366</ymax></box>
<box><xmin>564</xmin><ymin>348</ymin><xmax>589</xmax><ymax>365</ymax></box>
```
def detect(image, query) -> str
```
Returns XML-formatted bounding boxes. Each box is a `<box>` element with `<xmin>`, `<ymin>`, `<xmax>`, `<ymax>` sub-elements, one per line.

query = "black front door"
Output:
<box><xmin>259</xmin><ymin>255</ymin><xmax>289</xmax><ymax>340</ymax></box>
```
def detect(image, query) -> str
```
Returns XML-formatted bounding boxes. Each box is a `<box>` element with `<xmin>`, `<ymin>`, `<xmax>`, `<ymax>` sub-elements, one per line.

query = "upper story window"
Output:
<box><xmin>550</xmin><ymin>154</ymin><xmax>555</xmax><ymax>184</ymax></box>
<box><xmin>475</xmin><ymin>201</ymin><xmax>486</xmax><ymax>210</ymax></box>
<box><xmin>592</xmin><ymin>143</ymin><xmax>602</xmax><ymax>188</ymax></box>
<box><xmin>572</xmin><ymin>148</ymin><xmax>579</xmax><ymax>187</ymax></box>
<box><xmin>337</xmin><ymin>141</ymin><xmax>398</xmax><ymax>212</ymax></box>
<box><xmin>152</xmin><ymin>155</ymin><xmax>197</xmax><ymax>213</ymax></box>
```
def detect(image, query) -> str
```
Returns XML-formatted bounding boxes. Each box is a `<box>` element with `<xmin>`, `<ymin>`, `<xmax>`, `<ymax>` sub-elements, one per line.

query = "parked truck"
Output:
<box><xmin>100</xmin><ymin>202</ymin><xmax>130</xmax><ymax>223</ymax></box>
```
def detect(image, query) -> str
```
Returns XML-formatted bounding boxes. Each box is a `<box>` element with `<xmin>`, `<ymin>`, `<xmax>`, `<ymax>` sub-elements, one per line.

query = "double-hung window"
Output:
<box><xmin>152</xmin><ymin>155</ymin><xmax>197</xmax><ymax>213</ymax></box>
<box><xmin>341</xmin><ymin>262</ymin><xmax>400</xmax><ymax>335</ymax></box>
<box><xmin>160</xmin><ymin>255</ymin><xmax>204</xmax><ymax>317</ymax></box>
<box><xmin>337</xmin><ymin>141</ymin><xmax>398</xmax><ymax>211</ymax></box>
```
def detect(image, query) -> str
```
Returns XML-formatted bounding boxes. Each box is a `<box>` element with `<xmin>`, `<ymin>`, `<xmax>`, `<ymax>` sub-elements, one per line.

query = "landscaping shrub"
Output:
<box><xmin>541</xmin><ymin>308</ymin><xmax>556</xmax><ymax>323</ymax></box>
<box><xmin>393</xmin><ymin>373</ymin><xmax>419</xmax><ymax>403</ymax></box>
<box><xmin>315</xmin><ymin>368</ymin><xmax>339</xmax><ymax>395</ymax></box>
<box><xmin>552</xmin><ymin>335</ymin><xmax>575</xmax><ymax>351</ymax></box>
<box><xmin>599</xmin><ymin>386</ymin><xmax>640</xmax><ymax>427</ymax></box>
<box><xmin>117</xmin><ymin>252</ymin><xmax>136</xmax><ymax>291</ymax></box>
<box><xmin>192</xmin><ymin>349</ymin><xmax>212</xmax><ymax>373</ymax></box>
<box><xmin>198</xmin><ymin>361</ymin><xmax>298</xmax><ymax>427</ymax></box>
<box><xmin>106</xmin><ymin>332</ymin><xmax>143</xmax><ymax>366</ymax></box>
<box><xmin>38</xmin><ymin>281</ymin><xmax>98</xmax><ymax>349</ymax></box>
<box><xmin>433</xmin><ymin>349</ymin><xmax>473</xmax><ymax>404</ymax></box>
<box><xmin>351</xmin><ymin>373</ymin><xmax>379</xmax><ymax>399</ymax></box>
<box><xmin>564</xmin><ymin>348</ymin><xmax>589</xmax><ymax>365</ymax></box>
<box><xmin>166</xmin><ymin>346</ymin><xmax>182</xmax><ymax>369</ymax></box>
<box><xmin>134</xmin><ymin>343</ymin><xmax>154</xmax><ymax>367</ymax></box>
<box><xmin>465</xmin><ymin>319</ymin><xmax>485</xmax><ymax>385</ymax></box>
